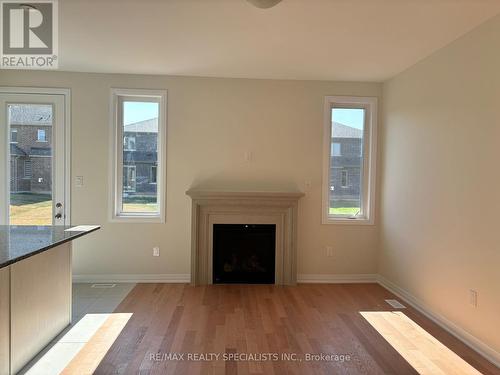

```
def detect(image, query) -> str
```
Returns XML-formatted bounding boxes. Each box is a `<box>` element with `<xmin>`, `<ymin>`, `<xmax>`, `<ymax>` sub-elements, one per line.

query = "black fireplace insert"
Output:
<box><xmin>213</xmin><ymin>224</ymin><xmax>276</xmax><ymax>284</ymax></box>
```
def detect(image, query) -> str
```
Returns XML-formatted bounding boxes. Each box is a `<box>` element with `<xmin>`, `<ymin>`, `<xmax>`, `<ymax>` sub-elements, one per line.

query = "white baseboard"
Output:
<box><xmin>73</xmin><ymin>273</ymin><xmax>190</xmax><ymax>283</ymax></box>
<box><xmin>297</xmin><ymin>273</ymin><xmax>377</xmax><ymax>283</ymax></box>
<box><xmin>377</xmin><ymin>275</ymin><xmax>500</xmax><ymax>368</ymax></box>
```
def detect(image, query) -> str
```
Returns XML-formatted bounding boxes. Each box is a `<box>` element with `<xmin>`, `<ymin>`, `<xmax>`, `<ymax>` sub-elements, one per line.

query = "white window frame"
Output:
<box><xmin>322</xmin><ymin>96</ymin><xmax>377</xmax><ymax>225</ymax></box>
<box><xmin>10</xmin><ymin>128</ymin><xmax>17</xmax><ymax>143</ymax></box>
<box><xmin>331</xmin><ymin>142</ymin><xmax>341</xmax><ymax>156</ymax></box>
<box><xmin>37</xmin><ymin>128</ymin><xmax>47</xmax><ymax>142</ymax></box>
<box><xmin>124</xmin><ymin>135</ymin><xmax>136</xmax><ymax>151</ymax></box>
<box><xmin>109</xmin><ymin>88</ymin><xmax>167</xmax><ymax>223</ymax></box>
<box><xmin>150</xmin><ymin>165</ymin><xmax>157</xmax><ymax>184</ymax></box>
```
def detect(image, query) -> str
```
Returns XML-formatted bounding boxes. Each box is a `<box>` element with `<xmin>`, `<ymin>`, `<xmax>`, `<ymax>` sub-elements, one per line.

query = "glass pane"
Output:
<box><xmin>121</xmin><ymin>101</ymin><xmax>159</xmax><ymax>213</ymax></box>
<box><xmin>329</xmin><ymin>108</ymin><xmax>365</xmax><ymax>217</ymax></box>
<box><xmin>8</xmin><ymin>104</ymin><xmax>53</xmax><ymax>225</ymax></box>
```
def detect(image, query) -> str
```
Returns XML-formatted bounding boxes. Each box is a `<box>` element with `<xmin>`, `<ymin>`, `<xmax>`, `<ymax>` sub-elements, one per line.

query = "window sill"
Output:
<box><xmin>322</xmin><ymin>217</ymin><xmax>374</xmax><ymax>225</ymax></box>
<box><xmin>110</xmin><ymin>214</ymin><xmax>164</xmax><ymax>223</ymax></box>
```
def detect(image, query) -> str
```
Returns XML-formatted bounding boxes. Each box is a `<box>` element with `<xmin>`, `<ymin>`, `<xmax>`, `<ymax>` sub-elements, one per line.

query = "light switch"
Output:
<box><xmin>75</xmin><ymin>176</ymin><xmax>84</xmax><ymax>187</ymax></box>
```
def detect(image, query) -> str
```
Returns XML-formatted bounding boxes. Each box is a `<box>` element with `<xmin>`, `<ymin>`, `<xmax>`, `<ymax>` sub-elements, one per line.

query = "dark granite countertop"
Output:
<box><xmin>0</xmin><ymin>225</ymin><xmax>100</xmax><ymax>269</ymax></box>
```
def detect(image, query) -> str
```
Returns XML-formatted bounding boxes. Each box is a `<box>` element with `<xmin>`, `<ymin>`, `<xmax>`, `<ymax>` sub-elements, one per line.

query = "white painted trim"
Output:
<box><xmin>377</xmin><ymin>275</ymin><xmax>500</xmax><ymax>368</ymax></box>
<box><xmin>108</xmin><ymin>88</ymin><xmax>167</xmax><ymax>223</ymax></box>
<box><xmin>0</xmin><ymin>87</ymin><xmax>71</xmax><ymax>225</ymax></box>
<box><xmin>322</xmin><ymin>96</ymin><xmax>378</xmax><ymax>225</ymax></box>
<box><xmin>298</xmin><ymin>273</ymin><xmax>378</xmax><ymax>283</ymax></box>
<box><xmin>72</xmin><ymin>274</ymin><xmax>190</xmax><ymax>283</ymax></box>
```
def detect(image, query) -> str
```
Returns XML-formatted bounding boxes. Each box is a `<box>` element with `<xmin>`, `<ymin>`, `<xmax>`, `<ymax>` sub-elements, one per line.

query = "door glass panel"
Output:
<box><xmin>8</xmin><ymin>104</ymin><xmax>53</xmax><ymax>225</ymax></box>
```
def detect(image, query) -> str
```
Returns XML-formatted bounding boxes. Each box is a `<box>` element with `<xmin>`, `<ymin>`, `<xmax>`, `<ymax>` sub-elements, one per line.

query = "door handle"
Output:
<box><xmin>55</xmin><ymin>202</ymin><xmax>63</xmax><ymax>219</ymax></box>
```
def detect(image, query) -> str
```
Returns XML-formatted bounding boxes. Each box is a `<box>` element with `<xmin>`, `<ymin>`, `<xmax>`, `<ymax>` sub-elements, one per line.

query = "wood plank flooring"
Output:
<box><xmin>88</xmin><ymin>283</ymin><xmax>499</xmax><ymax>375</ymax></box>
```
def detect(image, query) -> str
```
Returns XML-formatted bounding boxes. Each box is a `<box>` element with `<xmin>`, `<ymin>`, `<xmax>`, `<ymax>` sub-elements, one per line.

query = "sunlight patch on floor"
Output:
<box><xmin>60</xmin><ymin>313</ymin><xmax>132</xmax><ymax>374</ymax></box>
<box><xmin>23</xmin><ymin>313</ymin><xmax>132</xmax><ymax>375</ymax></box>
<box><xmin>360</xmin><ymin>311</ymin><xmax>482</xmax><ymax>375</ymax></box>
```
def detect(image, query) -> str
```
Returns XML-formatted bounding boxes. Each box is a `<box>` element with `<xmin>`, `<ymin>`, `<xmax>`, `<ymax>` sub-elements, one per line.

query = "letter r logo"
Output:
<box><xmin>2</xmin><ymin>1</ymin><xmax>53</xmax><ymax>54</ymax></box>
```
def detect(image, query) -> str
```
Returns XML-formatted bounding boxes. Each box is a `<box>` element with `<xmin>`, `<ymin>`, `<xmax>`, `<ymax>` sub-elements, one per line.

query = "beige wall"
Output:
<box><xmin>380</xmin><ymin>15</ymin><xmax>500</xmax><ymax>353</ymax></box>
<box><xmin>0</xmin><ymin>72</ymin><xmax>381</xmax><ymax>278</ymax></box>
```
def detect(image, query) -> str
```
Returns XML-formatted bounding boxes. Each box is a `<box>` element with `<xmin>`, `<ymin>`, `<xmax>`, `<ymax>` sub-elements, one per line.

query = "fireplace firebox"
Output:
<box><xmin>213</xmin><ymin>224</ymin><xmax>276</xmax><ymax>284</ymax></box>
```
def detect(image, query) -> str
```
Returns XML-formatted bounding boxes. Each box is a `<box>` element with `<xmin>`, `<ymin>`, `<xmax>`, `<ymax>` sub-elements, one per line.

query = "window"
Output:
<box><xmin>37</xmin><ymin>129</ymin><xmax>47</xmax><ymax>141</ymax></box>
<box><xmin>110</xmin><ymin>88</ymin><xmax>167</xmax><ymax>222</ymax></box>
<box><xmin>24</xmin><ymin>160</ymin><xmax>32</xmax><ymax>178</ymax></box>
<box><xmin>124</xmin><ymin>135</ymin><xmax>136</xmax><ymax>151</ymax></box>
<box><xmin>341</xmin><ymin>170</ymin><xmax>348</xmax><ymax>187</ymax></box>
<box><xmin>323</xmin><ymin>96</ymin><xmax>377</xmax><ymax>224</ymax></box>
<box><xmin>10</xmin><ymin>129</ymin><xmax>17</xmax><ymax>143</ymax></box>
<box><xmin>331</xmin><ymin>142</ymin><xmax>341</xmax><ymax>156</ymax></box>
<box><xmin>123</xmin><ymin>165</ymin><xmax>136</xmax><ymax>192</ymax></box>
<box><xmin>150</xmin><ymin>165</ymin><xmax>157</xmax><ymax>184</ymax></box>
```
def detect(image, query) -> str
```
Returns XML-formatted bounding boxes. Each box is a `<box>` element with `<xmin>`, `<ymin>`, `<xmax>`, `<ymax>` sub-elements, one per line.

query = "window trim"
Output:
<box><xmin>150</xmin><ymin>165</ymin><xmax>157</xmax><ymax>184</ymax></box>
<box><xmin>331</xmin><ymin>142</ymin><xmax>341</xmax><ymax>156</ymax></box>
<box><xmin>109</xmin><ymin>88</ymin><xmax>167</xmax><ymax>223</ymax></box>
<box><xmin>322</xmin><ymin>96</ymin><xmax>377</xmax><ymax>225</ymax></box>
<box><xmin>10</xmin><ymin>128</ymin><xmax>17</xmax><ymax>143</ymax></box>
<box><xmin>123</xmin><ymin>135</ymin><xmax>136</xmax><ymax>151</ymax></box>
<box><xmin>37</xmin><ymin>128</ymin><xmax>47</xmax><ymax>142</ymax></box>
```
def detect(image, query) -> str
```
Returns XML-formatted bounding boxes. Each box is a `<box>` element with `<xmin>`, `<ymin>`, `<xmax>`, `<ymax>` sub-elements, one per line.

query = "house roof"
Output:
<box><xmin>124</xmin><ymin>118</ymin><xmax>158</xmax><ymax>133</ymax></box>
<box><xmin>29</xmin><ymin>147</ymin><xmax>52</xmax><ymax>157</ymax></box>
<box><xmin>332</xmin><ymin>122</ymin><xmax>363</xmax><ymax>139</ymax></box>
<box><xmin>10</xmin><ymin>144</ymin><xmax>27</xmax><ymax>156</ymax></box>
<box><xmin>9</xmin><ymin>104</ymin><xmax>53</xmax><ymax>126</ymax></box>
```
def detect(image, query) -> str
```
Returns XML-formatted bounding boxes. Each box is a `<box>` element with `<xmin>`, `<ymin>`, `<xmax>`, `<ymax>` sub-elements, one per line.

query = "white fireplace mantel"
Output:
<box><xmin>186</xmin><ymin>190</ymin><xmax>304</xmax><ymax>285</ymax></box>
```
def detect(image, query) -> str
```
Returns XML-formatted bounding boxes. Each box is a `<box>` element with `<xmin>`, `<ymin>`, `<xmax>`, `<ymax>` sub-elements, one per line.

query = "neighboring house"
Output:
<box><xmin>330</xmin><ymin>122</ymin><xmax>363</xmax><ymax>207</ymax></box>
<box><xmin>9</xmin><ymin>105</ymin><xmax>52</xmax><ymax>194</ymax></box>
<box><xmin>122</xmin><ymin>118</ymin><xmax>158</xmax><ymax>197</ymax></box>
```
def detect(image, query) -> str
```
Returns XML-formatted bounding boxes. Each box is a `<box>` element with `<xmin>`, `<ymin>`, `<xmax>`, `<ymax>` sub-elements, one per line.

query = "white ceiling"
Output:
<box><xmin>59</xmin><ymin>0</ymin><xmax>500</xmax><ymax>82</ymax></box>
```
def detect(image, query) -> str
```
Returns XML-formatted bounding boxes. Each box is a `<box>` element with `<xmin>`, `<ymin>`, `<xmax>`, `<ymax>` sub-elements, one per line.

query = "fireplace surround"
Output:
<box><xmin>186</xmin><ymin>190</ymin><xmax>304</xmax><ymax>285</ymax></box>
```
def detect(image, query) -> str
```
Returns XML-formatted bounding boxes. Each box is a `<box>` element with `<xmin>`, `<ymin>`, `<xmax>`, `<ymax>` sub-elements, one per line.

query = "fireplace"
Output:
<box><xmin>213</xmin><ymin>224</ymin><xmax>276</xmax><ymax>284</ymax></box>
<box><xmin>186</xmin><ymin>190</ymin><xmax>304</xmax><ymax>285</ymax></box>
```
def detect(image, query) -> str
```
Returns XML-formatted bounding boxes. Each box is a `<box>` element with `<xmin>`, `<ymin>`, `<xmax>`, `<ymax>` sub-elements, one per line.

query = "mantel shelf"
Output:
<box><xmin>186</xmin><ymin>190</ymin><xmax>305</xmax><ymax>201</ymax></box>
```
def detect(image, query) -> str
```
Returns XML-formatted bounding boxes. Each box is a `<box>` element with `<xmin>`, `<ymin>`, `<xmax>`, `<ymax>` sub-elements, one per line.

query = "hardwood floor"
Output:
<box><xmin>86</xmin><ymin>283</ymin><xmax>498</xmax><ymax>375</ymax></box>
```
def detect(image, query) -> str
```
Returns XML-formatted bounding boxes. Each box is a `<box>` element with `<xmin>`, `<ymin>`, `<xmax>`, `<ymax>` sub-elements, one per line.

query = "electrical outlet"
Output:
<box><xmin>326</xmin><ymin>246</ymin><xmax>334</xmax><ymax>257</ymax></box>
<box><xmin>469</xmin><ymin>289</ymin><xmax>478</xmax><ymax>308</ymax></box>
<box><xmin>153</xmin><ymin>247</ymin><xmax>160</xmax><ymax>257</ymax></box>
<box><xmin>244</xmin><ymin>151</ymin><xmax>253</xmax><ymax>162</ymax></box>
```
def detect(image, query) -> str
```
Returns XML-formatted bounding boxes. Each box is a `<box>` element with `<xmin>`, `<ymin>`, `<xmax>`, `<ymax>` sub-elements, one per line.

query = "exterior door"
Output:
<box><xmin>0</xmin><ymin>91</ymin><xmax>69</xmax><ymax>225</ymax></box>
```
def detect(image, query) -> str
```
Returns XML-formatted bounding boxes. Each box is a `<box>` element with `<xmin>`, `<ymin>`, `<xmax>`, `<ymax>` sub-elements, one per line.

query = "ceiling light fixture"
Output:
<box><xmin>246</xmin><ymin>0</ymin><xmax>282</xmax><ymax>9</ymax></box>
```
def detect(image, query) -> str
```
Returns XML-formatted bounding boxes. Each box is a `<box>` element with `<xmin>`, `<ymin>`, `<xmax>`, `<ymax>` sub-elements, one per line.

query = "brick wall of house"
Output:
<box><xmin>30</xmin><ymin>157</ymin><xmax>52</xmax><ymax>193</ymax></box>
<box><xmin>330</xmin><ymin>138</ymin><xmax>362</xmax><ymax>197</ymax></box>
<box><xmin>9</xmin><ymin>124</ymin><xmax>52</xmax><ymax>193</ymax></box>
<box><xmin>123</xmin><ymin>131</ymin><xmax>158</xmax><ymax>196</ymax></box>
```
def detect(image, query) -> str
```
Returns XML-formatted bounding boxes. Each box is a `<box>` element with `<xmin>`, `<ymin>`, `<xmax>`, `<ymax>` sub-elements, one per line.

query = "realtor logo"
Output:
<box><xmin>1</xmin><ymin>0</ymin><xmax>58</xmax><ymax>69</ymax></box>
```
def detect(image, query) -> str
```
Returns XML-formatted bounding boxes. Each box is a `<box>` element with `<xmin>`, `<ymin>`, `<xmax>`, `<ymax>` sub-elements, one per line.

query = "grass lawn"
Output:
<box><xmin>329</xmin><ymin>207</ymin><xmax>360</xmax><ymax>216</ymax></box>
<box><xmin>10</xmin><ymin>193</ymin><xmax>52</xmax><ymax>225</ymax></box>
<box><xmin>122</xmin><ymin>203</ymin><xmax>158</xmax><ymax>212</ymax></box>
<box><xmin>9</xmin><ymin>193</ymin><xmax>158</xmax><ymax>224</ymax></box>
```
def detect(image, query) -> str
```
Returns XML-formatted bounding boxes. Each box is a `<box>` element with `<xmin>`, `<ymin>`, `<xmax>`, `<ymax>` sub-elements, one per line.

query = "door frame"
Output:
<box><xmin>0</xmin><ymin>87</ymin><xmax>71</xmax><ymax>225</ymax></box>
